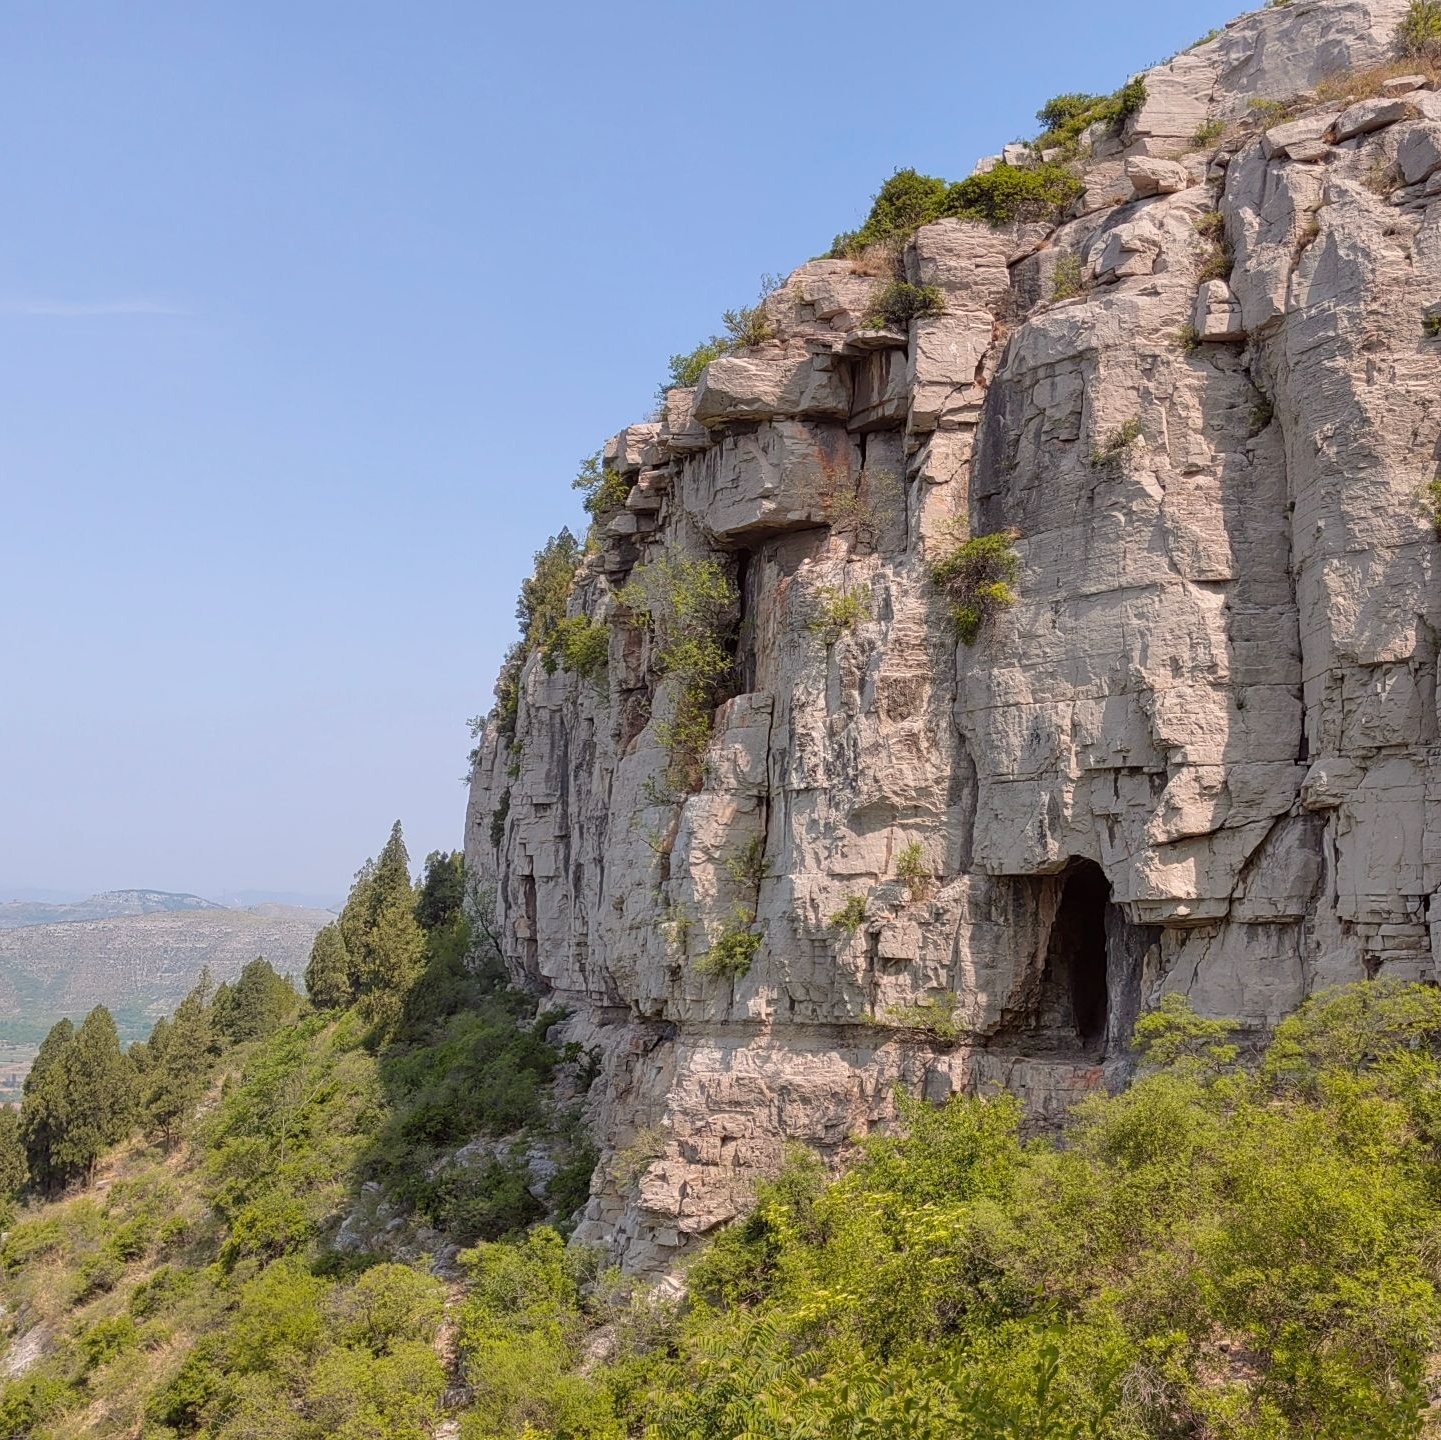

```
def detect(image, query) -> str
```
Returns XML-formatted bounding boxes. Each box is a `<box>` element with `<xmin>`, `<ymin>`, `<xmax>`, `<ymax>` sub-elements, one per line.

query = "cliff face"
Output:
<box><xmin>467</xmin><ymin>0</ymin><xmax>1441</xmax><ymax>1271</ymax></box>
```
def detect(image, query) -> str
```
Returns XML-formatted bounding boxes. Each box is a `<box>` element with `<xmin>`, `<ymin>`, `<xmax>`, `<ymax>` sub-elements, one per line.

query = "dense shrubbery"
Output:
<box><xmin>863</xmin><ymin>280</ymin><xmax>944</xmax><ymax>329</ymax></box>
<box><xmin>450</xmin><ymin>982</ymin><xmax>1441</xmax><ymax>1440</ymax></box>
<box><xmin>665</xmin><ymin>276</ymin><xmax>780</xmax><ymax>392</ymax></box>
<box><xmin>1400</xmin><ymin>0</ymin><xmax>1441</xmax><ymax>61</ymax></box>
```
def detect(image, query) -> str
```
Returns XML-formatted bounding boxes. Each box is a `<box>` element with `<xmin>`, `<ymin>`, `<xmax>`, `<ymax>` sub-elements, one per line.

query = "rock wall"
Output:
<box><xmin>467</xmin><ymin>0</ymin><xmax>1441</xmax><ymax>1272</ymax></box>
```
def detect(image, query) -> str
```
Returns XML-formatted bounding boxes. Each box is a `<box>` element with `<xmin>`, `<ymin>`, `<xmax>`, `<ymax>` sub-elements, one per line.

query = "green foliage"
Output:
<box><xmin>620</xmin><ymin>550</ymin><xmax>738</xmax><ymax>790</ymax></box>
<box><xmin>1199</xmin><ymin>238</ymin><xmax>1234</xmax><ymax>281</ymax></box>
<box><xmin>414</xmin><ymin>848</ymin><xmax>466</xmax><ymax>931</ymax></box>
<box><xmin>808</xmin><ymin>584</ymin><xmax>871</xmax><ymax>644</ymax></box>
<box><xmin>1399</xmin><ymin>0</ymin><xmax>1441</xmax><ymax>60</ymax></box>
<box><xmin>540</xmin><ymin>614</ymin><xmax>609</xmax><ymax>682</ymax></box>
<box><xmin>884</xmin><ymin>990</ymin><xmax>962</xmax><ymax>1040</ymax></box>
<box><xmin>304</xmin><ymin>922</ymin><xmax>352</xmax><ymax>1012</ymax></box>
<box><xmin>1424</xmin><ymin>309</ymin><xmax>1441</xmax><ymax>338</ymax></box>
<box><xmin>863</xmin><ymin>280</ymin><xmax>944</xmax><ymax>329</ymax></box>
<box><xmin>489</xmin><ymin>788</ymin><xmax>511</xmax><ymax>850</ymax></box>
<box><xmin>1051</xmin><ymin>252</ymin><xmax>1084</xmax><ymax>300</ymax></box>
<box><xmin>0</xmin><ymin>1107</ymin><xmax>26</xmax><ymax>1199</ymax></box>
<box><xmin>665</xmin><ymin>278</ymin><xmax>779</xmax><ymax>391</ymax></box>
<box><xmin>927</xmin><ymin>526</ymin><xmax>1021</xmax><ymax>645</ymax></box>
<box><xmin>724</xmin><ymin>834</ymin><xmax>769</xmax><ymax>891</ymax></box>
<box><xmin>1033</xmin><ymin>77</ymin><xmax>1147</xmax><ymax>156</ymax></box>
<box><xmin>436</xmin><ymin>983</ymin><xmax>1441</xmax><ymax>1440</ymax></box>
<box><xmin>571</xmin><ymin>452</ymin><xmax>631</xmax><ymax>518</ymax></box>
<box><xmin>1192</xmin><ymin>117</ymin><xmax>1226</xmax><ymax>148</ymax></box>
<box><xmin>1178</xmin><ymin>321</ymin><xmax>1203</xmax><ymax>355</ymax></box>
<box><xmin>1092</xmin><ymin>417</ymin><xmax>1143</xmax><ymax>466</ymax></box>
<box><xmin>944</xmin><ymin>161</ymin><xmax>1086</xmax><ymax>226</ymax></box>
<box><xmin>895</xmin><ymin>840</ymin><xmax>929</xmax><ymax>896</ymax></box>
<box><xmin>829</xmin><ymin>169</ymin><xmax>951</xmax><ymax>256</ymax></box>
<box><xmin>696</xmin><ymin>914</ymin><xmax>762</xmax><ymax>981</ymax></box>
<box><xmin>828</xmin><ymin>895</ymin><xmax>868</xmax><ymax>936</ymax></box>
<box><xmin>1427</xmin><ymin>477</ymin><xmax>1441</xmax><ymax>535</ymax></box>
<box><xmin>213</xmin><ymin>957</ymin><xmax>301</xmax><ymax>1046</ymax></box>
<box><xmin>666</xmin><ymin>337</ymin><xmax>729</xmax><ymax>389</ymax></box>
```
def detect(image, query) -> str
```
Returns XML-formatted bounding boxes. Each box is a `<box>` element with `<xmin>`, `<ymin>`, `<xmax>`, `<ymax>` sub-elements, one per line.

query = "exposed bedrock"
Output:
<box><xmin>466</xmin><ymin>0</ymin><xmax>1441</xmax><ymax>1271</ymax></box>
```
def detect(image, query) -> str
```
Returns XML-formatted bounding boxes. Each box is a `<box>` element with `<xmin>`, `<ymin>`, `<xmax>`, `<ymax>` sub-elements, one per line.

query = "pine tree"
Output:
<box><xmin>144</xmin><ymin>977</ymin><xmax>215</xmax><ymax>1148</ymax></box>
<box><xmin>0</xmin><ymin>1106</ymin><xmax>27</xmax><ymax>1198</ymax></box>
<box><xmin>55</xmin><ymin>1006</ymin><xmax>135</xmax><ymax>1185</ymax></box>
<box><xmin>305</xmin><ymin>923</ymin><xmax>353</xmax><ymax>1011</ymax></box>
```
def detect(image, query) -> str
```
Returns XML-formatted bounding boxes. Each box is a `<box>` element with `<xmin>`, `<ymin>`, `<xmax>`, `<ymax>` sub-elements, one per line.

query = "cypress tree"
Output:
<box><xmin>215</xmin><ymin>957</ymin><xmax>300</xmax><ymax>1044</ymax></box>
<box><xmin>55</xmin><ymin>1006</ymin><xmax>134</xmax><ymax>1185</ymax></box>
<box><xmin>20</xmin><ymin>1018</ymin><xmax>75</xmax><ymax>1193</ymax></box>
<box><xmin>144</xmin><ymin>978</ymin><xmax>215</xmax><ymax>1148</ymax></box>
<box><xmin>0</xmin><ymin>1106</ymin><xmax>27</xmax><ymax>1198</ymax></box>
<box><xmin>305</xmin><ymin>923</ymin><xmax>353</xmax><ymax>1011</ymax></box>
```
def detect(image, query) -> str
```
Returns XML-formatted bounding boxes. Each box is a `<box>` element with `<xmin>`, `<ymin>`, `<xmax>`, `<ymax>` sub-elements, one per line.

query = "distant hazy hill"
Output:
<box><xmin>0</xmin><ymin>888</ymin><xmax>224</xmax><ymax>931</ymax></box>
<box><xmin>0</xmin><ymin>902</ymin><xmax>331</xmax><ymax>1046</ymax></box>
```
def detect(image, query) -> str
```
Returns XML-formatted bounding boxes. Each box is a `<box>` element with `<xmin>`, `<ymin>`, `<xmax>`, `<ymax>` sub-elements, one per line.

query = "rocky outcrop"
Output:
<box><xmin>467</xmin><ymin>0</ymin><xmax>1441</xmax><ymax>1272</ymax></box>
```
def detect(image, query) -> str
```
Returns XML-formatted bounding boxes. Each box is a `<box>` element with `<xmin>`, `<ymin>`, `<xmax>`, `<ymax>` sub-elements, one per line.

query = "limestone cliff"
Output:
<box><xmin>467</xmin><ymin>0</ymin><xmax>1441</xmax><ymax>1271</ymax></box>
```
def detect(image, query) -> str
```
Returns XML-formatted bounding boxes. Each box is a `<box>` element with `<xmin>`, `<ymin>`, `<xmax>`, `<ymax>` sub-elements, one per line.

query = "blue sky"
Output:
<box><xmin>0</xmin><ymin>0</ymin><xmax>1240</xmax><ymax>903</ymax></box>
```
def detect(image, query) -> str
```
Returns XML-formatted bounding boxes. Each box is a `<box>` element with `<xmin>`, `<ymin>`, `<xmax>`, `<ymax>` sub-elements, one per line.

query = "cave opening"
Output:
<box><xmin>1048</xmin><ymin>861</ymin><xmax>1111</xmax><ymax>1045</ymax></box>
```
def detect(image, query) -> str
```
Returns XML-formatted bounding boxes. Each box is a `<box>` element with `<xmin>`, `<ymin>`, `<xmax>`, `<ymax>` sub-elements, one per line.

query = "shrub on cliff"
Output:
<box><xmin>1399</xmin><ymin>0</ymin><xmax>1441</xmax><ymax>61</ymax></box>
<box><xmin>927</xmin><ymin>527</ymin><xmax>1021</xmax><ymax>644</ymax></box>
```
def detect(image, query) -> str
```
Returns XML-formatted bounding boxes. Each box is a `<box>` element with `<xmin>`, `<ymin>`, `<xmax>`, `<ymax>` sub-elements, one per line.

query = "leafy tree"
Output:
<box><xmin>305</xmin><ymin>922</ymin><xmax>353</xmax><ymax>1010</ymax></box>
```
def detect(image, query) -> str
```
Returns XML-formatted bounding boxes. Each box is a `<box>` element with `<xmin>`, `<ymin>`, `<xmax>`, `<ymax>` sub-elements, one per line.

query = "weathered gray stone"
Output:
<box><xmin>1330</xmin><ymin>96</ymin><xmax>1419</xmax><ymax>142</ymax></box>
<box><xmin>1126</xmin><ymin>156</ymin><xmax>1190</xmax><ymax>197</ymax></box>
<box><xmin>1193</xmin><ymin>278</ymin><xmax>1244</xmax><ymax>340</ymax></box>
<box><xmin>692</xmin><ymin>351</ymin><xmax>852</xmax><ymax>426</ymax></box>
<box><xmin>1396</xmin><ymin>120</ymin><xmax>1441</xmax><ymax>184</ymax></box>
<box><xmin>1263</xmin><ymin>112</ymin><xmax>1340</xmax><ymax>160</ymax></box>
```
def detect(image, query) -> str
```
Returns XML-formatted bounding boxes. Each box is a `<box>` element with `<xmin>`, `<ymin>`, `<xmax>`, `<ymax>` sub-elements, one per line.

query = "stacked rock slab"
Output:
<box><xmin>466</xmin><ymin>0</ymin><xmax>1441</xmax><ymax>1272</ymax></box>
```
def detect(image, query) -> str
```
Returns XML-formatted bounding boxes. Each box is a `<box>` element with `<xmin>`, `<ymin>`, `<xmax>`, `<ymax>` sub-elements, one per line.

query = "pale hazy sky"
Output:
<box><xmin>0</xmin><ymin>0</ymin><xmax>1238</xmax><ymax>902</ymax></box>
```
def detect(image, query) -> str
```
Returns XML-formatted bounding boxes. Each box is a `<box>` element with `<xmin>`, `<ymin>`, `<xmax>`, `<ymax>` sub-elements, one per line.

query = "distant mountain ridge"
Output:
<box><xmin>0</xmin><ymin>889</ymin><xmax>224</xmax><ymax>931</ymax></box>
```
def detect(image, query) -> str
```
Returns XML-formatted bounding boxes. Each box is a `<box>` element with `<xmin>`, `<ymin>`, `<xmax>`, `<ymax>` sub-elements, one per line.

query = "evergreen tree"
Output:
<box><xmin>20</xmin><ymin>1017</ymin><xmax>75</xmax><ymax>1193</ymax></box>
<box><xmin>144</xmin><ymin>977</ymin><xmax>215</xmax><ymax>1148</ymax></box>
<box><xmin>415</xmin><ymin>851</ymin><xmax>466</xmax><ymax>932</ymax></box>
<box><xmin>214</xmin><ymin>958</ymin><xmax>301</xmax><ymax>1044</ymax></box>
<box><xmin>305</xmin><ymin>924</ymin><xmax>353</xmax><ymax>1011</ymax></box>
<box><xmin>54</xmin><ymin>1006</ymin><xmax>135</xmax><ymax>1185</ymax></box>
<box><xmin>0</xmin><ymin>1106</ymin><xmax>27</xmax><ymax>1198</ymax></box>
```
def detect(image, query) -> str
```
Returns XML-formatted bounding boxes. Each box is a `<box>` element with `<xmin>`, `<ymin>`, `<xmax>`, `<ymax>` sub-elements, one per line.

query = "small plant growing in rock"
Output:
<box><xmin>1051</xmin><ymin>253</ymin><xmax>1085</xmax><ymax>301</ymax></box>
<box><xmin>1092</xmin><ymin>418</ymin><xmax>1143</xmax><ymax>467</ymax></box>
<box><xmin>620</xmin><ymin>550</ymin><xmax>738</xmax><ymax>790</ymax></box>
<box><xmin>928</xmin><ymin>527</ymin><xmax>1021</xmax><ymax>645</ymax></box>
<box><xmin>1249</xmin><ymin>399</ymin><xmax>1275</xmax><ymax>436</ymax></box>
<box><xmin>664</xmin><ymin>278</ymin><xmax>780</xmax><ymax>391</ymax></box>
<box><xmin>1190</xmin><ymin>119</ymin><xmax>1226</xmax><ymax>151</ymax></box>
<box><xmin>1425</xmin><ymin>310</ymin><xmax>1441</xmax><ymax>338</ymax></box>
<box><xmin>809</xmin><ymin>585</ymin><xmax>872</xmax><ymax>643</ymax></box>
<box><xmin>572</xmin><ymin>452</ymin><xmax>632</xmax><ymax>518</ymax></box>
<box><xmin>1426</xmin><ymin>477</ymin><xmax>1441</xmax><ymax>533</ymax></box>
<box><xmin>1178</xmin><ymin>323</ymin><xmax>1203</xmax><ymax>356</ymax></box>
<box><xmin>725</xmin><ymin>835</ymin><xmax>769</xmax><ymax>891</ymax></box>
<box><xmin>489</xmin><ymin>789</ymin><xmax>510</xmax><ymax>850</ymax></box>
<box><xmin>864</xmin><ymin>280</ymin><xmax>944</xmax><ymax>330</ymax></box>
<box><xmin>1198</xmin><ymin>240</ymin><xmax>1234</xmax><ymax>282</ymax></box>
<box><xmin>883</xmin><ymin>991</ymin><xmax>961</xmax><ymax>1041</ymax></box>
<box><xmin>613</xmin><ymin>1126</ymin><xmax>666</xmax><ymax>1189</ymax></box>
<box><xmin>696</xmin><ymin>912</ymin><xmax>762</xmax><ymax>980</ymax></box>
<box><xmin>829</xmin><ymin>896</ymin><xmax>868</xmax><ymax>936</ymax></box>
<box><xmin>1399</xmin><ymin>1</ymin><xmax>1441</xmax><ymax>62</ymax></box>
<box><xmin>896</xmin><ymin>842</ymin><xmax>929</xmax><ymax>898</ymax></box>
<box><xmin>1195</xmin><ymin>210</ymin><xmax>1226</xmax><ymax>243</ymax></box>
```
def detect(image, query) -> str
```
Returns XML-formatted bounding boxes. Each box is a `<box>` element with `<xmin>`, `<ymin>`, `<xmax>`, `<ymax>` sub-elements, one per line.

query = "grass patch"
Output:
<box><xmin>864</xmin><ymin>280</ymin><xmax>944</xmax><ymax>329</ymax></box>
<box><xmin>808</xmin><ymin>585</ymin><xmax>871</xmax><ymax>643</ymax></box>
<box><xmin>1051</xmin><ymin>253</ymin><xmax>1085</xmax><ymax>301</ymax></box>
<box><xmin>1092</xmin><ymin>418</ymin><xmax>1143</xmax><ymax>467</ymax></box>
<box><xmin>829</xmin><ymin>896</ymin><xmax>868</xmax><ymax>937</ymax></box>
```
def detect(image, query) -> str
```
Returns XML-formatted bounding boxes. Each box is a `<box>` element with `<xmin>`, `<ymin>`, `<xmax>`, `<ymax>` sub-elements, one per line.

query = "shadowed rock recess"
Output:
<box><xmin>468</xmin><ymin>0</ymin><xmax>1441</xmax><ymax>1272</ymax></box>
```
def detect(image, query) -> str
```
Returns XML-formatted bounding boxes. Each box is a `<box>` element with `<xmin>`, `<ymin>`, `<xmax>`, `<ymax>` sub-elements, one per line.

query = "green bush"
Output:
<box><xmin>944</xmin><ymin>162</ymin><xmax>1085</xmax><ymax>226</ymax></box>
<box><xmin>666</xmin><ymin>338</ymin><xmax>729</xmax><ymax>389</ymax></box>
<box><xmin>1033</xmin><ymin>78</ymin><xmax>1146</xmax><ymax>156</ymax></box>
<box><xmin>1399</xmin><ymin>0</ymin><xmax>1441</xmax><ymax>60</ymax></box>
<box><xmin>808</xmin><ymin>584</ymin><xmax>871</xmax><ymax>643</ymax></box>
<box><xmin>864</xmin><ymin>280</ymin><xmax>944</xmax><ymax>329</ymax></box>
<box><xmin>696</xmin><ymin>915</ymin><xmax>762</xmax><ymax>980</ymax></box>
<box><xmin>541</xmin><ymin>614</ymin><xmax>609</xmax><ymax>682</ymax></box>
<box><xmin>829</xmin><ymin>896</ymin><xmax>868</xmax><ymax>936</ymax></box>
<box><xmin>1426</xmin><ymin>477</ymin><xmax>1441</xmax><ymax>534</ymax></box>
<box><xmin>665</xmin><ymin>278</ymin><xmax>779</xmax><ymax>391</ymax></box>
<box><xmin>829</xmin><ymin>169</ymin><xmax>952</xmax><ymax>256</ymax></box>
<box><xmin>884</xmin><ymin>991</ymin><xmax>962</xmax><ymax>1041</ymax></box>
<box><xmin>572</xmin><ymin>453</ymin><xmax>631</xmax><ymax>519</ymax></box>
<box><xmin>895</xmin><ymin>841</ymin><xmax>929</xmax><ymax>896</ymax></box>
<box><xmin>927</xmin><ymin>528</ymin><xmax>1021</xmax><ymax>645</ymax></box>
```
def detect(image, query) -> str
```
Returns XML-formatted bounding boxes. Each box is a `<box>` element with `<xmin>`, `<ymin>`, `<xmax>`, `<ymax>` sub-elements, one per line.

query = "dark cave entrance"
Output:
<box><xmin>1047</xmin><ymin>861</ymin><xmax>1111</xmax><ymax>1046</ymax></box>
